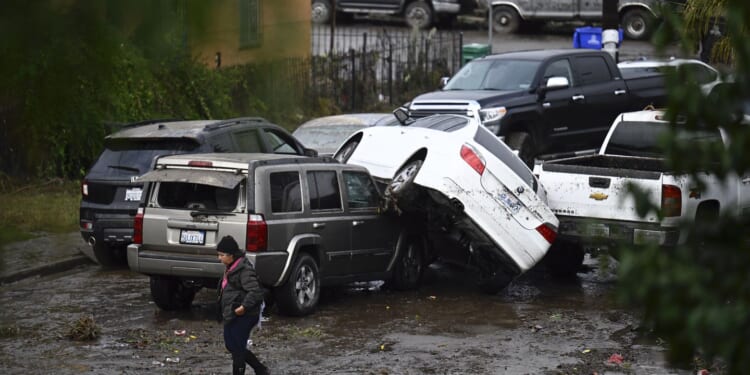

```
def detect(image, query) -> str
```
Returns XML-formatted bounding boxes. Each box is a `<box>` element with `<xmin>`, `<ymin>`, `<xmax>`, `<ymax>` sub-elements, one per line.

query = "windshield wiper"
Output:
<box><xmin>108</xmin><ymin>165</ymin><xmax>140</xmax><ymax>172</ymax></box>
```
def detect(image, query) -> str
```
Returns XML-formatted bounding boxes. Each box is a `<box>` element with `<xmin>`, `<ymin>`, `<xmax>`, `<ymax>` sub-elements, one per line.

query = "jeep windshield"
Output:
<box><xmin>443</xmin><ymin>59</ymin><xmax>541</xmax><ymax>91</ymax></box>
<box><xmin>87</xmin><ymin>139</ymin><xmax>200</xmax><ymax>179</ymax></box>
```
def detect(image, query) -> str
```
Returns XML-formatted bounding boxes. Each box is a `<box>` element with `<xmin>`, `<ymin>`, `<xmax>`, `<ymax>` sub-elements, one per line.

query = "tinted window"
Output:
<box><xmin>604</xmin><ymin>121</ymin><xmax>723</xmax><ymax>158</ymax></box>
<box><xmin>443</xmin><ymin>59</ymin><xmax>541</xmax><ymax>91</ymax></box>
<box><xmin>474</xmin><ymin>127</ymin><xmax>537</xmax><ymax>191</ymax></box>
<box><xmin>542</xmin><ymin>59</ymin><xmax>574</xmax><ymax>85</ymax></box>
<box><xmin>308</xmin><ymin>171</ymin><xmax>342</xmax><ymax>210</ymax></box>
<box><xmin>264</xmin><ymin>129</ymin><xmax>298</xmax><ymax>154</ymax></box>
<box><xmin>683</xmin><ymin>63</ymin><xmax>717</xmax><ymax>85</ymax></box>
<box><xmin>576</xmin><ymin>56</ymin><xmax>613</xmax><ymax>85</ymax></box>
<box><xmin>156</xmin><ymin>182</ymin><xmax>240</xmax><ymax>210</ymax></box>
<box><xmin>88</xmin><ymin>139</ymin><xmax>199</xmax><ymax>178</ymax></box>
<box><xmin>270</xmin><ymin>172</ymin><xmax>302</xmax><ymax>213</ymax></box>
<box><xmin>343</xmin><ymin>171</ymin><xmax>380</xmax><ymax>209</ymax></box>
<box><xmin>234</xmin><ymin>129</ymin><xmax>264</xmax><ymax>152</ymax></box>
<box><xmin>411</xmin><ymin>116</ymin><xmax>468</xmax><ymax>132</ymax></box>
<box><xmin>210</xmin><ymin>132</ymin><xmax>234</xmax><ymax>152</ymax></box>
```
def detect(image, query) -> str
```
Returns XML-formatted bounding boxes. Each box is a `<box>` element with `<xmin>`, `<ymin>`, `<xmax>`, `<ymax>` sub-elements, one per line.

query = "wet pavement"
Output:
<box><xmin>0</xmin><ymin>236</ymin><xmax>695</xmax><ymax>374</ymax></box>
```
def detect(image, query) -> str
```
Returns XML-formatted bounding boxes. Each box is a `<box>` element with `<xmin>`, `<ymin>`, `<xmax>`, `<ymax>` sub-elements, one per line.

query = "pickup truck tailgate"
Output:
<box><xmin>538</xmin><ymin>166</ymin><xmax>663</xmax><ymax>224</ymax></box>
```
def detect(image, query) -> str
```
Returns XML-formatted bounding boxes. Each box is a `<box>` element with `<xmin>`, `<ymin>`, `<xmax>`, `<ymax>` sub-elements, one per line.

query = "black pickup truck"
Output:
<box><xmin>407</xmin><ymin>49</ymin><xmax>666</xmax><ymax>166</ymax></box>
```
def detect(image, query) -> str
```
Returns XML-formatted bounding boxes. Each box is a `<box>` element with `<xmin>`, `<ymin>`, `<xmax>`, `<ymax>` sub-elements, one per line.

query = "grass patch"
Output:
<box><xmin>0</xmin><ymin>177</ymin><xmax>79</xmax><ymax>248</ymax></box>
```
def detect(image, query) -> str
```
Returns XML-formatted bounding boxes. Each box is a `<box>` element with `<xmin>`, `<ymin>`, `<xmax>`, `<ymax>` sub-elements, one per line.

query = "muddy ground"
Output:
<box><xmin>0</xmin><ymin>253</ymin><xmax>697</xmax><ymax>375</ymax></box>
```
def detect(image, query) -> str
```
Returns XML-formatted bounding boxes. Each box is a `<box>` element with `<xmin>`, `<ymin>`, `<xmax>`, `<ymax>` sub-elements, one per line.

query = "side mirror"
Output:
<box><xmin>393</xmin><ymin>107</ymin><xmax>410</xmax><ymax>125</ymax></box>
<box><xmin>304</xmin><ymin>148</ymin><xmax>318</xmax><ymax>157</ymax></box>
<box><xmin>439</xmin><ymin>76</ymin><xmax>450</xmax><ymax>88</ymax></box>
<box><xmin>545</xmin><ymin>76</ymin><xmax>570</xmax><ymax>90</ymax></box>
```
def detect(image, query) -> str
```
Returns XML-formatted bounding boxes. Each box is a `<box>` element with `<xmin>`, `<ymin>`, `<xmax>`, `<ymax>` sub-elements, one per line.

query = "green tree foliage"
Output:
<box><xmin>616</xmin><ymin>0</ymin><xmax>750</xmax><ymax>373</ymax></box>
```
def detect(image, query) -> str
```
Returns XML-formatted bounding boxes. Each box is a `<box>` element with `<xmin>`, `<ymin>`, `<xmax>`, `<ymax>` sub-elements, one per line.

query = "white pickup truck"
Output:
<box><xmin>535</xmin><ymin>109</ymin><xmax>750</xmax><ymax>275</ymax></box>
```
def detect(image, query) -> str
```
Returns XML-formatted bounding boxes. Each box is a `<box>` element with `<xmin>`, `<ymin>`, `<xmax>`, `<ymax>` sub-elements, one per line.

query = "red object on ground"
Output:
<box><xmin>607</xmin><ymin>353</ymin><xmax>624</xmax><ymax>364</ymax></box>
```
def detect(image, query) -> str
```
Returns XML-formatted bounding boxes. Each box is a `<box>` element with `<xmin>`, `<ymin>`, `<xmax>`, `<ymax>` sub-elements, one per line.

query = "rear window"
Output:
<box><xmin>88</xmin><ymin>139</ymin><xmax>199</xmax><ymax>178</ymax></box>
<box><xmin>604</xmin><ymin>121</ymin><xmax>723</xmax><ymax>158</ymax></box>
<box><xmin>156</xmin><ymin>182</ymin><xmax>240</xmax><ymax>211</ymax></box>
<box><xmin>411</xmin><ymin>116</ymin><xmax>468</xmax><ymax>132</ymax></box>
<box><xmin>474</xmin><ymin>127</ymin><xmax>537</xmax><ymax>191</ymax></box>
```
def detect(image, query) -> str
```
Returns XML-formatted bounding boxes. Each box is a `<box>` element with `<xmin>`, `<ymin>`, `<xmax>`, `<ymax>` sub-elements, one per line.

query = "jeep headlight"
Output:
<box><xmin>478</xmin><ymin>106</ymin><xmax>506</xmax><ymax>134</ymax></box>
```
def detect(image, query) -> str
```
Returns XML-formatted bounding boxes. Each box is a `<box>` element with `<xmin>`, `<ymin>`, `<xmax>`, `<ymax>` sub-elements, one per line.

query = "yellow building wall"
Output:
<box><xmin>189</xmin><ymin>0</ymin><xmax>311</xmax><ymax>67</ymax></box>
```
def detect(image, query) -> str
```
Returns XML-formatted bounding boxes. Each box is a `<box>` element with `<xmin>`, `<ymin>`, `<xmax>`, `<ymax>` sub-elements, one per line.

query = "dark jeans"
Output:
<box><xmin>224</xmin><ymin>313</ymin><xmax>266</xmax><ymax>374</ymax></box>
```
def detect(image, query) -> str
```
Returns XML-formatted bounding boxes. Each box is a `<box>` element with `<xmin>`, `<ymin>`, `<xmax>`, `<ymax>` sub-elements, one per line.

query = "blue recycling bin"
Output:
<box><xmin>573</xmin><ymin>26</ymin><xmax>623</xmax><ymax>50</ymax></box>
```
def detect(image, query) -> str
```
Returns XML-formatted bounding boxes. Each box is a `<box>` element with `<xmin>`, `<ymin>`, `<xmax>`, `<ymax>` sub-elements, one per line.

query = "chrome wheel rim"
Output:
<box><xmin>294</xmin><ymin>264</ymin><xmax>317</xmax><ymax>307</ymax></box>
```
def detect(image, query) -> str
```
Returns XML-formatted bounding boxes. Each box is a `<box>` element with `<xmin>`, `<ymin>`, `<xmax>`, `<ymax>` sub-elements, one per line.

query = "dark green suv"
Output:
<box><xmin>80</xmin><ymin>117</ymin><xmax>315</xmax><ymax>267</ymax></box>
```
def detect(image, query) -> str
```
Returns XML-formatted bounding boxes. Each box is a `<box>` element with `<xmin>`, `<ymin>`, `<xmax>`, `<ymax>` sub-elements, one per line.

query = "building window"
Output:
<box><xmin>240</xmin><ymin>0</ymin><xmax>262</xmax><ymax>49</ymax></box>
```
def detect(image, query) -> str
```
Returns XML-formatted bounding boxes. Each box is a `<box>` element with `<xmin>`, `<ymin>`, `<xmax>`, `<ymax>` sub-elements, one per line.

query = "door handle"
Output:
<box><xmin>572</xmin><ymin>94</ymin><xmax>585</xmax><ymax>101</ymax></box>
<box><xmin>312</xmin><ymin>222</ymin><xmax>326</xmax><ymax>229</ymax></box>
<box><xmin>352</xmin><ymin>220</ymin><xmax>365</xmax><ymax>227</ymax></box>
<box><xmin>614</xmin><ymin>89</ymin><xmax>627</xmax><ymax>95</ymax></box>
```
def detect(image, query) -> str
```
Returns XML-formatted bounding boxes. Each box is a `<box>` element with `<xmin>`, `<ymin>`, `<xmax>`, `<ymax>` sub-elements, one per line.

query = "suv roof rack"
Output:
<box><xmin>107</xmin><ymin>118</ymin><xmax>185</xmax><ymax>129</ymax></box>
<box><xmin>204</xmin><ymin>117</ymin><xmax>270</xmax><ymax>130</ymax></box>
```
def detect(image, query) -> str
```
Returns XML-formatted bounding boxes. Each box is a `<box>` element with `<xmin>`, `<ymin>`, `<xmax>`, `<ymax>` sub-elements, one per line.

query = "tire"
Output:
<box><xmin>388</xmin><ymin>159</ymin><xmax>423</xmax><ymax>207</ymax></box>
<box><xmin>311</xmin><ymin>0</ymin><xmax>332</xmax><ymax>24</ymax></box>
<box><xmin>621</xmin><ymin>8</ymin><xmax>655</xmax><ymax>41</ymax></box>
<box><xmin>404</xmin><ymin>1</ymin><xmax>433</xmax><ymax>30</ymax></box>
<box><xmin>492</xmin><ymin>6</ymin><xmax>521</xmax><ymax>34</ymax></box>
<box><xmin>275</xmin><ymin>254</ymin><xmax>320</xmax><ymax>316</ymax></box>
<box><xmin>92</xmin><ymin>242</ymin><xmax>126</xmax><ymax>268</ymax></box>
<box><xmin>388</xmin><ymin>235</ymin><xmax>424</xmax><ymax>290</ymax></box>
<box><xmin>478</xmin><ymin>269</ymin><xmax>514</xmax><ymax>294</ymax></box>
<box><xmin>542</xmin><ymin>239</ymin><xmax>585</xmax><ymax>278</ymax></box>
<box><xmin>334</xmin><ymin>140</ymin><xmax>359</xmax><ymax>163</ymax></box>
<box><xmin>504</xmin><ymin>131</ymin><xmax>535</xmax><ymax>169</ymax></box>
<box><xmin>149</xmin><ymin>276</ymin><xmax>197</xmax><ymax>311</ymax></box>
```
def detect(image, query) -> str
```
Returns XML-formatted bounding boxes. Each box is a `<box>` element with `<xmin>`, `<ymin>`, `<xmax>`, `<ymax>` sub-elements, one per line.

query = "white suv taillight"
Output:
<box><xmin>246</xmin><ymin>214</ymin><xmax>267</xmax><ymax>252</ymax></box>
<box><xmin>133</xmin><ymin>207</ymin><xmax>144</xmax><ymax>244</ymax></box>
<box><xmin>81</xmin><ymin>179</ymin><xmax>88</xmax><ymax>197</ymax></box>
<box><xmin>460</xmin><ymin>144</ymin><xmax>486</xmax><ymax>175</ymax></box>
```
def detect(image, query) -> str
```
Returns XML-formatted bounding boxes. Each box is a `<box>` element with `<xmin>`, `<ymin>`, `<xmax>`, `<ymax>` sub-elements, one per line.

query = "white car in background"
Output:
<box><xmin>618</xmin><ymin>58</ymin><xmax>723</xmax><ymax>95</ymax></box>
<box><xmin>334</xmin><ymin>110</ymin><xmax>559</xmax><ymax>293</ymax></box>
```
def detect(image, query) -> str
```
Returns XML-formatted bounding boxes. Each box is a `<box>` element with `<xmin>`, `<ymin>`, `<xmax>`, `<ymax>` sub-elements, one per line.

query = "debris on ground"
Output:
<box><xmin>65</xmin><ymin>314</ymin><xmax>99</xmax><ymax>341</ymax></box>
<box><xmin>173</xmin><ymin>329</ymin><xmax>186</xmax><ymax>336</ymax></box>
<box><xmin>607</xmin><ymin>353</ymin><xmax>624</xmax><ymax>364</ymax></box>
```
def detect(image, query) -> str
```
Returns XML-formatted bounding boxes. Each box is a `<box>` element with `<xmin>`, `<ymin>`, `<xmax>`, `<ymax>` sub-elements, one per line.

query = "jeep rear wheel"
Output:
<box><xmin>275</xmin><ymin>254</ymin><xmax>320</xmax><ymax>316</ymax></box>
<box><xmin>149</xmin><ymin>276</ymin><xmax>197</xmax><ymax>311</ymax></box>
<box><xmin>92</xmin><ymin>242</ymin><xmax>126</xmax><ymax>268</ymax></box>
<box><xmin>388</xmin><ymin>235</ymin><xmax>424</xmax><ymax>290</ymax></box>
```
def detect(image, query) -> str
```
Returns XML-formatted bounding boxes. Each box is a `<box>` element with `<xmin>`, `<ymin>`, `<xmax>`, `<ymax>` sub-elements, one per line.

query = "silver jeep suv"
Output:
<box><xmin>127</xmin><ymin>153</ymin><xmax>424</xmax><ymax>316</ymax></box>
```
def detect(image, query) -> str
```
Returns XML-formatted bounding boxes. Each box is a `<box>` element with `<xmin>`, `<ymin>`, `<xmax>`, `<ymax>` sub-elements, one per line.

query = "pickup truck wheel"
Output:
<box><xmin>388</xmin><ymin>235</ymin><xmax>424</xmax><ymax>291</ymax></box>
<box><xmin>275</xmin><ymin>254</ymin><xmax>320</xmax><ymax>316</ymax></box>
<box><xmin>543</xmin><ymin>239</ymin><xmax>585</xmax><ymax>278</ymax></box>
<box><xmin>92</xmin><ymin>242</ymin><xmax>126</xmax><ymax>268</ymax></box>
<box><xmin>621</xmin><ymin>8</ymin><xmax>655</xmax><ymax>40</ymax></box>
<box><xmin>149</xmin><ymin>276</ymin><xmax>197</xmax><ymax>311</ymax></box>
<box><xmin>388</xmin><ymin>159</ymin><xmax>423</xmax><ymax>208</ymax></box>
<box><xmin>492</xmin><ymin>6</ymin><xmax>520</xmax><ymax>34</ymax></box>
<box><xmin>311</xmin><ymin>0</ymin><xmax>332</xmax><ymax>24</ymax></box>
<box><xmin>404</xmin><ymin>1</ymin><xmax>433</xmax><ymax>30</ymax></box>
<box><xmin>505</xmin><ymin>132</ymin><xmax>535</xmax><ymax>169</ymax></box>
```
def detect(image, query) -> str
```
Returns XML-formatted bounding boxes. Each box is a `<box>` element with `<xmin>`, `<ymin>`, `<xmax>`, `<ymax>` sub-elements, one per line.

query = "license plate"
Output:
<box><xmin>125</xmin><ymin>188</ymin><xmax>142</xmax><ymax>201</ymax></box>
<box><xmin>584</xmin><ymin>223</ymin><xmax>610</xmax><ymax>238</ymax></box>
<box><xmin>180</xmin><ymin>230</ymin><xmax>206</xmax><ymax>245</ymax></box>
<box><xmin>496</xmin><ymin>191</ymin><xmax>522</xmax><ymax>214</ymax></box>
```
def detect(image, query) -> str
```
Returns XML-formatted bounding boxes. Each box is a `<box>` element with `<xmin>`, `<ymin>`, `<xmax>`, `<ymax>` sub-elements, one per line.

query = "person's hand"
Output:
<box><xmin>234</xmin><ymin>305</ymin><xmax>246</xmax><ymax>316</ymax></box>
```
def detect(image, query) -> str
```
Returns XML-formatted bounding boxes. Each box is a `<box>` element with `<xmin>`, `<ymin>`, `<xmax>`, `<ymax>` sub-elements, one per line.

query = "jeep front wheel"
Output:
<box><xmin>275</xmin><ymin>254</ymin><xmax>320</xmax><ymax>316</ymax></box>
<box><xmin>149</xmin><ymin>276</ymin><xmax>197</xmax><ymax>311</ymax></box>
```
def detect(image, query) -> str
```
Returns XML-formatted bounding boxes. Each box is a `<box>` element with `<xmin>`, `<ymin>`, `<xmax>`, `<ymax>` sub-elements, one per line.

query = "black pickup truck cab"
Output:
<box><xmin>407</xmin><ymin>49</ymin><xmax>666</xmax><ymax>166</ymax></box>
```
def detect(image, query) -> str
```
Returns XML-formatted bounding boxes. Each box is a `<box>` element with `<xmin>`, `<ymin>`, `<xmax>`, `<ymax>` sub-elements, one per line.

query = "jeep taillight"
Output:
<box><xmin>460</xmin><ymin>144</ymin><xmax>486</xmax><ymax>175</ymax></box>
<box><xmin>246</xmin><ymin>214</ymin><xmax>267</xmax><ymax>252</ymax></box>
<box><xmin>536</xmin><ymin>223</ymin><xmax>557</xmax><ymax>244</ymax></box>
<box><xmin>81</xmin><ymin>179</ymin><xmax>88</xmax><ymax>197</ymax></box>
<box><xmin>661</xmin><ymin>184</ymin><xmax>682</xmax><ymax>217</ymax></box>
<box><xmin>133</xmin><ymin>208</ymin><xmax>144</xmax><ymax>244</ymax></box>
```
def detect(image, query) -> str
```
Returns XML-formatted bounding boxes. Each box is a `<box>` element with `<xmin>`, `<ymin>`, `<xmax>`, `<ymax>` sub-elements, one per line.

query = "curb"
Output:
<box><xmin>0</xmin><ymin>255</ymin><xmax>94</xmax><ymax>285</ymax></box>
